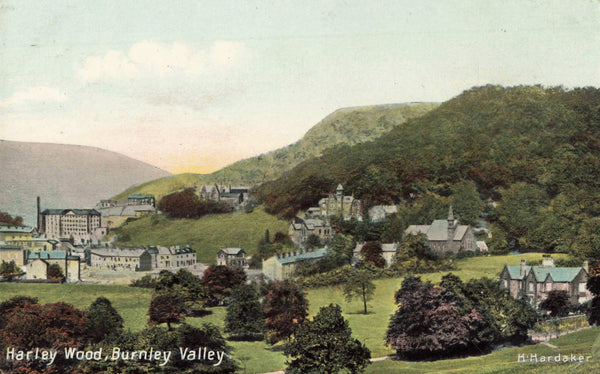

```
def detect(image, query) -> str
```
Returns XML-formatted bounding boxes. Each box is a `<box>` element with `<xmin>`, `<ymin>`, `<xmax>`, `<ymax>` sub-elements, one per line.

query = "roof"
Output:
<box><xmin>336</xmin><ymin>184</ymin><xmax>344</xmax><ymax>191</ymax></box>
<box><xmin>0</xmin><ymin>225</ymin><xmax>36</xmax><ymax>233</ymax></box>
<box><xmin>303</xmin><ymin>219</ymin><xmax>329</xmax><ymax>230</ymax></box>
<box><xmin>0</xmin><ymin>245</ymin><xmax>22</xmax><ymax>250</ymax></box>
<box><xmin>405</xmin><ymin>220</ymin><xmax>468</xmax><ymax>241</ymax></box>
<box><xmin>128</xmin><ymin>194</ymin><xmax>154</xmax><ymax>199</ymax></box>
<box><xmin>41</xmin><ymin>209</ymin><xmax>100</xmax><ymax>216</ymax></box>
<box><xmin>278</xmin><ymin>248</ymin><xmax>330</xmax><ymax>265</ymax></box>
<box><xmin>91</xmin><ymin>248</ymin><xmax>148</xmax><ymax>257</ymax></box>
<box><xmin>504</xmin><ymin>265</ymin><xmax>584</xmax><ymax>282</ymax></box>
<box><xmin>218</xmin><ymin>247</ymin><xmax>245</xmax><ymax>256</ymax></box>
<box><xmin>354</xmin><ymin>242</ymin><xmax>398</xmax><ymax>253</ymax></box>
<box><xmin>28</xmin><ymin>251</ymin><xmax>68</xmax><ymax>260</ymax></box>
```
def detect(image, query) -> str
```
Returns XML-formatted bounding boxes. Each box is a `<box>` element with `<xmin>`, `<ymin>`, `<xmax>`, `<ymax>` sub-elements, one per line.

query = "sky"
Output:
<box><xmin>1</xmin><ymin>0</ymin><xmax>599</xmax><ymax>174</ymax></box>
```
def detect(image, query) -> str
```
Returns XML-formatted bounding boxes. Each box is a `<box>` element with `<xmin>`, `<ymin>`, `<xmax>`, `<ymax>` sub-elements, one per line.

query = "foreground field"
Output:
<box><xmin>0</xmin><ymin>252</ymin><xmax>576</xmax><ymax>373</ymax></box>
<box><xmin>113</xmin><ymin>206</ymin><xmax>290</xmax><ymax>264</ymax></box>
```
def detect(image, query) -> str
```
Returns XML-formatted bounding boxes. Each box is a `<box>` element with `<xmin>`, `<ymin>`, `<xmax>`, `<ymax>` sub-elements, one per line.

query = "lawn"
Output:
<box><xmin>113</xmin><ymin>205</ymin><xmax>290</xmax><ymax>264</ymax></box>
<box><xmin>0</xmin><ymin>252</ymin><xmax>579</xmax><ymax>373</ymax></box>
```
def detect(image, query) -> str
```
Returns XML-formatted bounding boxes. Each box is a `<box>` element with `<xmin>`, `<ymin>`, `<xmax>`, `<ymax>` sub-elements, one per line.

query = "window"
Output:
<box><xmin>528</xmin><ymin>282</ymin><xmax>534</xmax><ymax>292</ymax></box>
<box><xmin>579</xmin><ymin>283</ymin><xmax>587</xmax><ymax>293</ymax></box>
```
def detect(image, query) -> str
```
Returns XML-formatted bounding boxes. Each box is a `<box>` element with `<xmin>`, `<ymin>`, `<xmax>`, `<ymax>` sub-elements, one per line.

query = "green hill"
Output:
<box><xmin>112</xmin><ymin>102</ymin><xmax>437</xmax><ymax>202</ymax></box>
<box><xmin>112</xmin><ymin>206</ymin><xmax>289</xmax><ymax>264</ymax></box>
<box><xmin>255</xmin><ymin>85</ymin><xmax>600</xmax><ymax>217</ymax></box>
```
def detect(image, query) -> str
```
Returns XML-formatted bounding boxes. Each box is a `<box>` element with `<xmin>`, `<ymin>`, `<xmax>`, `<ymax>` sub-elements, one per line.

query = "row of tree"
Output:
<box><xmin>158</xmin><ymin>188</ymin><xmax>233</xmax><ymax>219</ymax></box>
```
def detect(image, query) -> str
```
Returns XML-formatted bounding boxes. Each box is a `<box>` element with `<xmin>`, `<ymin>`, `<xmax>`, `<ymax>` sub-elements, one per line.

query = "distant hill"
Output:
<box><xmin>0</xmin><ymin>140</ymin><xmax>171</xmax><ymax>225</ymax></box>
<box><xmin>113</xmin><ymin>102</ymin><xmax>437</xmax><ymax>202</ymax></box>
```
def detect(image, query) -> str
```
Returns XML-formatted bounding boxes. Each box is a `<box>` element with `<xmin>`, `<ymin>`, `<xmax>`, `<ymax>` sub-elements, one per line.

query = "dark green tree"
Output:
<box><xmin>540</xmin><ymin>290</ymin><xmax>571</xmax><ymax>317</ymax></box>
<box><xmin>306</xmin><ymin>233</ymin><xmax>322</xmax><ymax>249</ymax></box>
<box><xmin>0</xmin><ymin>260</ymin><xmax>20</xmax><ymax>275</ymax></box>
<box><xmin>47</xmin><ymin>263</ymin><xmax>64</xmax><ymax>281</ymax></box>
<box><xmin>201</xmin><ymin>265</ymin><xmax>247</xmax><ymax>305</ymax></box>
<box><xmin>85</xmin><ymin>297</ymin><xmax>124</xmax><ymax>343</ymax></box>
<box><xmin>343</xmin><ymin>268</ymin><xmax>376</xmax><ymax>314</ymax></box>
<box><xmin>225</xmin><ymin>285</ymin><xmax>264</xmax><ymax>339</ymax></box>
<box><xmin>329</xmin><ymin>233</ymin><xmax>355</xmax><ymax>266</ymax></box>
<box><xmin>451</xmin><ymin>180</ymin><xmax>482</xmax><ymax>226</ymax></box>
<box><xmin>360</xmin><ymin>241</ymin><xmax>385</xmax><ymax>268</ymax></box>
<box><xmin>285</xmin><ymin>304</ymin><xmax>371</xmax><ymax>374</ymax></box>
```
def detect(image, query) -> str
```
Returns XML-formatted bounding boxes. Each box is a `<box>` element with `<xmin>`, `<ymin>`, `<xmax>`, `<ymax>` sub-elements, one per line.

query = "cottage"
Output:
<box><xmin>216</xmin><ymin>247</ymin><xmax>248</xmax><ymax>268</ymax></box>
<box><xmin>404</xmin><ymin>206</ymin><xmax>477</xmax><ymax>254</ymax></box>
<box><xmin>353</xmin><ymin>242</ymin><xmax>397</xmax><ymax>267</ymax></box>
<box><xmin>26</xmin><ymin>250</ymin><xmax>80</xmax><ymax>282</ymax></box>
<box><xmin>262</xmin><ymin>248</ymin><xmax>330</xmax><ymax>280</ymax></box>
<box><xmin>499</xmin><ymin>256</ymin><xmax>591</xmax><ymax>307</ymax></box>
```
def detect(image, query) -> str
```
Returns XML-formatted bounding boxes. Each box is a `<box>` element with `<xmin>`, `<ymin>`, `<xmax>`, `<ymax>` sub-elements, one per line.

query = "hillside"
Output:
<box><xmin>112</xmin><ymin>206</ymin><xmax>290</xmax><ymax>264</ymax></box>
<box><xmin>113</xmin><ymin>102</ymin><xmax>437</xmax><ymax>202</ymax></box>
<box><xmin>0</xmin><ymin>140</ymin><xmax>171</xmax><ymax>225</ymax></box>
<box><xmin>255</xmin><ymin>85</ymin><xmax>600</xmax><ymax>219</ymax></box>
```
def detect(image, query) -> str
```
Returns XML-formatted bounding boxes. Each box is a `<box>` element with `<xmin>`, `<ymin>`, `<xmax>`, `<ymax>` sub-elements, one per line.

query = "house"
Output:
<box><xmin>90</xmin><ymin>247</ymin><xmax>154</xmax><ymax>271</ymax></box>
<box><xmin>199</xmin><ymin>185</ymin><xmax>250</xmax><ymax>209</ymax></box>
<box><xmin>5</xmin><ymin>238</ymin><xmax>58</xmax><ymax>252</ymax></box>
<box><xmin>368</xmin><ymin>205</ymin><xmax>398</xmax><ymax>222</ymax></box>
<box><xmin>499</xmin><ymin>256</ymin><xmax>592</xmax><ymax>307</ymax></box>
<box><xmin>0</xmin><ymin>225</ymin><xmax>37</xmax><ymax>242</ymax></box>
<box><xmin>353</xmin><ymin>242</ymin><xmax>397</xmax><ymax>267</ymax></box>
<box><xmin>216</xmin><ymin>247</ymin><xmax>248</xmax><ymax>268</ymax></box>
<box><xmin>26</xmin><ymin>250</ymin><xmax>81</xmax><ymax>282</ymax></box>
<box><xmin>262</xmin><ymin>248</ymin><xmax>330</xmax><ymax>280</ymax></box>
<box><xmin>404</xmin><ymin>206</ymin><xmax>477</xmax><ymax>254</ymax></box>
<box><xmin>288</xmin><ymin>216</ymin><xmax>332</xmax><ymax>247</ymax></box>
<box><xmin>0</xmin><ymin>245</ymin><xmax>27</xmax><ymax>267</ymax></box>
<box><xmin>127</xmin><ymin>194</ymin><xmax>156</xmax><ymax>207</ymax></box>
<box><xmin>318</xmin><ymin>184</ymin><xmax>362</xmax><ymax>220</ymax></box>
<box><xmin>150</xmin><ymin>245</ymin><xmax>197</xmax><ymax>269</ymax></box>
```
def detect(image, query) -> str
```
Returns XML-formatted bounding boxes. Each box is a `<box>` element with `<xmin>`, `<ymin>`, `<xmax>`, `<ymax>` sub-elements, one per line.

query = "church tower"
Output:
<box><xmin>446</xmin><ymin>205</ymin><xmax>457</xmax><ymax>252</ymax></box>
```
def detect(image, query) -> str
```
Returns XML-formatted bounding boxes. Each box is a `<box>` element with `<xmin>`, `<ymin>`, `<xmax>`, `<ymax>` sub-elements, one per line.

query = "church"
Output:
<box><xmin>404</xmin><ymin>206</ymin><xmax>477</xmax><ymax>254</ymax></box>
<box><xmin>318</xmin><ymin>184</ymin><xmax>362</xmax><ymax>220</ymax></box>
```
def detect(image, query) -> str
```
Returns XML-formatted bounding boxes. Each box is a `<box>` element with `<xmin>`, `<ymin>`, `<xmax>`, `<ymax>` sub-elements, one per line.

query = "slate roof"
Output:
<box><xmin>0</xmin><ymin>225</ymin><xmax>36</xmax><ymax>233</ymax></box>
<box><xmin>504</xmin><ymin>265</ymin><xmax>584</xmax><ymax>282</ymax></box>
<box><xmin>27</xmin><ymin>250</ymin><xmax>78</xmax><ymax>260</ymax></box>
<box><xmin>354</xmin><ymin>242</ymin><xmax>398</xmax><ymax>254</ymax></box>
<box><xmin>91</xmin><ymin>248</ymin><xmax>148</xmax><ymax>257</ymax></box>
<box><xmin>218</xmin><ymin>248</ymin><xmax>245</xmax><ymax>256</ymax></box>
<box><xmin>41</xmin><ymin>209</ymin><xmax>100</xmax><ymax>216</ymax></box>
<box><xmin>278</xmin><ymin>248</ymin><xmax>329</xmax><ymax>265</ymax></box>
<box><xmin>405</xmin><ymin>220</ymin><xmax>468</xmax><ymax>241</ymax></box>
<box><xmin>303</xmin><ymin>219</ymin><xmax>329</xmax><ymax>230</ymax></box>
<box><xmin>128</xmin><ymin>194</ymin><xmax>154</xmax><ymax>199</ymax></box>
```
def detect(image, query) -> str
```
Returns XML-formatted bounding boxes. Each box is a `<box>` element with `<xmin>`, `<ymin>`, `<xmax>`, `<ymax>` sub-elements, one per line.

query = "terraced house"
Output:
<box><xmin>499</xmin><ymin>256</ymin><xmax>592</xmax><ymax>307</ymax></box>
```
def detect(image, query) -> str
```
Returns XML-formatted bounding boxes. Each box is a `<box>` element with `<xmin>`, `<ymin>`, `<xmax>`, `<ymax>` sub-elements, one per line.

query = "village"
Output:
<box><xmin>0</xmin><ymin>182</ymin><xmax>593</xmax><ymax>313</ymax></box>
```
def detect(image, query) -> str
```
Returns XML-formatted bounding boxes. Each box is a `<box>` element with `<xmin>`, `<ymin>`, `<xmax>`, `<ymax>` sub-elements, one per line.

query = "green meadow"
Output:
<box><xmin>113</xmin><ymin>206</ymin><xmax>290</xmax><ymax>264</ymax></box>
<box><xmin>0</xmin><ymin>252</ymin><xmax>583</xmax><ymax>373</ymax></box>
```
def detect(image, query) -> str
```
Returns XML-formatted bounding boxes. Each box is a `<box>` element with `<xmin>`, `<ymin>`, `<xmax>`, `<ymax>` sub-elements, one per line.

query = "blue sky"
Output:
<box><xmin>1</xmin><ymin>0</ymin><xmax>599</xmax><ymax>173</ymax></box>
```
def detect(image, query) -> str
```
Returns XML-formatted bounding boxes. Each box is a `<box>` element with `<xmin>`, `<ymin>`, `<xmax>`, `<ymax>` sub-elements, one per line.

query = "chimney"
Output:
<box><xmin>36</xmin><ymin>196</ymin><xmax>41</xmax><ymax>232</ymax></box>
<box><xmin>520</xmin><ymin>259</ymin><xmax>526</xmax><ymax>277</ymax></box>
<box><xmin>584</xmin><ymin>260</ymin><xmax>589</xmax><ymax>273</ymax></box>
<box><xmin>542</xmin><ymin>255</ymin><xmax>555</xmax><ymax>267</ymax></box>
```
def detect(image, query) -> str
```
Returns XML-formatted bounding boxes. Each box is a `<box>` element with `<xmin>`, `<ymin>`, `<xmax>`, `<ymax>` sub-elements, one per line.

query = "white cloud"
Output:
<box><xmin>77</xmin><ymin>40</ymin><xmax>248</xmax><ymax>82</ymax></box>
<box><xmin>0</xmin><ymin>86</ymin><xmax>67</xmax><ymax>107</ymax></box>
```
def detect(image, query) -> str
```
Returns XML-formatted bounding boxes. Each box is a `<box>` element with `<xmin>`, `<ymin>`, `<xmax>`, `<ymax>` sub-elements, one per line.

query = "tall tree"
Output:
<box><xmin>285</xmin><ymin>304</ymin><xmax>371</xmax><ymax>374</ymax></box>
<box><xmin>360</xmin><ymin>241</ymin><xmax>386</xmax><ymax>268</ymax></box>
<box><xmin>201</xmin><ymin>265</ymin><xmax>247</xmax><ymax>305</ymax></box>
<box><xmin>225</xmin><ymin>285</ymin><xmax>264</xmax><ymax>339</ymax></box>
<box><xmin>85</xmin><ymin>297</ymin><xmax>124</xmax><ymax>343</ymax></box>
<box><xmin>540</xmin><ymin>290</ymin><xmax>571</xmax><ymax>317</ymax></box>
<box><xmin>451</xmin><ymin>180</ymin><xmax>482</xmax><ymax>226</ymax></box>
<box><xmin>148</xmin><ymin>291</ymin><xmax>184</xmax><ymax>331</ymax></box>
<box><xmin>343</xmin><ymin>268</ymin><xmax>376</xmax><ymax>314</ymax></box>
<box><xmin>263</xmin><ymin>280</ymin><xmax>309</xmax><ymax>344</ymax></box>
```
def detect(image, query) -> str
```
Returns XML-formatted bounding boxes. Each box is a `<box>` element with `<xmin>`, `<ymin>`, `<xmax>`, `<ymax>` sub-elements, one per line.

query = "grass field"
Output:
<box><xmin>0</xmin><ymin>252</ymin><xmax>579</xmax><ymax>373</ymax></box>
<box><xmin>113</xmin><ymin>206</ymin><xmax>290</xmax><ymax>264</ymax></box>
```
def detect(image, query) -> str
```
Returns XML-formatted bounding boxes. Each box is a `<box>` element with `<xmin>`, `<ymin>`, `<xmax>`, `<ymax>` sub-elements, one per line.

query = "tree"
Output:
<box><xmin>343</xmin><ymin>268</ymin><xmax>376</xmax><ymax>314</ymax></box>
<box><xmin>225</xmin><ymin>285</ymin><xmax>264</xmax><ymax>339</ymax></box>
<box><xmin>587</xmin><ymin>262</ymin><xmax>600</xmax><ymax>326</ymax></box>
<box><xmin>47</xmin><ymin>263</ymin><xmax>64</xmax><ymax>281</ymax></box>
<box><xmin>201</xmin><ymin>265</ymin><xmax>247</xmax><ymax>305</ymax></box>
<box><xmin>329</xmin><ymin>233</ymin><xmax>355</xmax><ymax>266</ymax></box>
<box><xmin>451</xmin><ymin>180</ymin><xmax>483</xmax><ymax>226</ymax></box>
<box><xmin>148</xmin><ymin>291</ymin><xmax>184</xmax><ymax>331</ymax></box>
<box><xmin>174</xmin><ymin>323</ymin><xmax>237</xmax><ymax>373</ymax></box>
<box><xmin>540</xmin><ymin>290</ymin><xmax>571</xmax><ymax>317</ymax></box>
<box><xmin>386</xmin><ymin>276</ymin><xmax>482</xmax><ymax>360</ymax></box>
<box><xmin>360</xmin><ymin>241</ymin><xmax>385</xmax><ymax>268</ymax></box>
<box><xmin>0</xmin><ymin>260</ymin><xmax>20</xmax><ymax>275</ymax></box>
<box><xmin>285</xmin><ymin>304</ymin><xmax>371</xmax><ymax>374</ymax></box>
<box><xmin>306</xmin><ymin>233</ymin><xmax>322</xmax><ymax>249</ymax></box>
<box><xmin>85</xmin><ymin>297</ymin><xmax>124</xmax><ymax>343</ymax></box>
<box><xmin>264</xmin><ymin>280</ymin><xmax>309</xmax><ymax>344</ymax></box>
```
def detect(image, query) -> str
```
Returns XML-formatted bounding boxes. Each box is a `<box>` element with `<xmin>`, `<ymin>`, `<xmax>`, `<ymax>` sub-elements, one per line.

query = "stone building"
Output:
<box><xmin>353</xmin><ymin>242</ymin><xmax>398</xmax><ymax>267</ymax></box>
<box><xmin>289</xmin><ymin>216</ymin><xmax>332</xmax><ymax>247</ymax></box>
<box><xmin>499</xmin><ymin>256</ymin><xmax>592</xmax><ymax>307</ymax></box>
<box><xmin>0</xmin><ymin>245</ymin><xmax>27</xmax><ymax>267</ymax></box>
<box><xmin>25</xmin><ymin>250</ymin><xmax>81</xmax><ymax>282</ymax></box>
<box><xmin>216</xmin><ymin>247</ymin><xmax>248</xmax><ymax>268</ymax></box>
<box><xmin>404</xmin><ymin>206</ymin><xmax>477</xmax><ymax>254</ymax></box>
<box><xmin>368</xmin><ymin>205</ymin><xmax>398</xmax><ymax>222</ymax></box>
<box><xmin>38</xmin><ymin>206</ymin><xmax>105</xmax><ymax>244</ymax></box>
<box><xmin>90</xmin><ymin>247</ymin><xmax>154</xmax><ymax>271</ymax></box>
<box><xmin>127</xmin><ymin>194</ymin><xmax>156</xmax><ymax>207</ymax></box>
<box><xmin>262</xmin><ymin>248</ymin><xmax>329</xmax><ymax>280</ymax></box>
<box><xmin>318</xmin><ymin>184</ymin><xmax>362</xmax><ymax>220</ymax></box>
<box><xmin>0</xmin><ymin>225</ymin><xmax>37</xmax><ymax>242</ymax></box>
